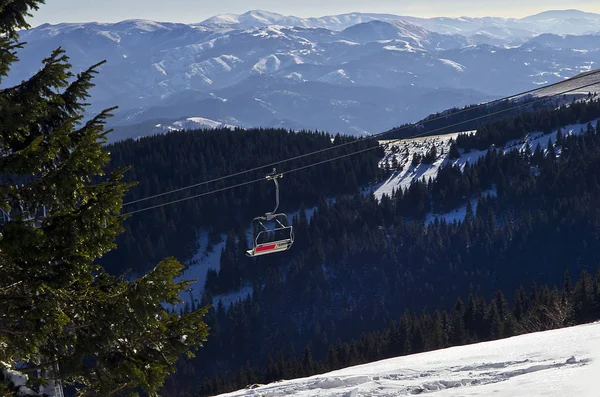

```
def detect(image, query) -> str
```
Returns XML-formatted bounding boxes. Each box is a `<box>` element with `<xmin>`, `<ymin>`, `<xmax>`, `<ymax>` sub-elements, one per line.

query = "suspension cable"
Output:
<box><xmin>120</xmin><ymin>75</ymin><xmax>600</xmax><ymax>216</ymax></box>
<box><xmin>121</xmin><ymin>69</ymin><xmax>600</xmax><ymax>208</ymax></box>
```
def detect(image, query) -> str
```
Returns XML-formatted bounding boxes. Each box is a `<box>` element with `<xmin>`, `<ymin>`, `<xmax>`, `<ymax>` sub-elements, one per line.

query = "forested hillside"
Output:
<box><xmin>103</xmin><ymin>129</ymin><xmax>382</xmax><ymax>274</ymax></box>
<box><xmin>384</xmin><ymin>93</ymin><xmax>600</xmax><ymax>142</ymax></box>
<box><xmin>383</xmin><ymin>95</ymin><xmax>559</xmax><ymax>140</ymax></box>
<box><xmin>455</xmin><ymin>95</ymin><xmax>600</xmax><ymax>150</ymax></box>
<box><xmin>97</xmin><ymin>97</ymin><xmax>600</xmax><ymax>395</ymax></box>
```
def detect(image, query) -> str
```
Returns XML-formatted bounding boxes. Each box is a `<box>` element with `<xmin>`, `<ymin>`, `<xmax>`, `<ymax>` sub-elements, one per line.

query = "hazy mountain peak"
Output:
<box><xmin>522</xmin><ymin>9</ymin><xmax>600</xmax><ymax>21</ymax></box>
<box><xmin>201</xmin><ymin>9</ymin><xmax>301</xmax><ymax>29</ymax></box>
<box><xmin>242</xmin><ymin>10</ymin><xmax>285</xmax><ymax>18</ymax></box>
<box><xmin>340</xmin><ymin>19</ymin><xmax>432</xmax><ymax>45</ymax></box>
<box><xmin>111</xmin><ymin>19</ymin><xmax>174</xmax><ymax>32</ymax></box>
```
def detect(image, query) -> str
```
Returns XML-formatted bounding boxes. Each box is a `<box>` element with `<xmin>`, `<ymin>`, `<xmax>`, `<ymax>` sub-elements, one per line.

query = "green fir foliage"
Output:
<box><xmin>0</xmin><ymin>2</ymin><xmax>209</xmax><ymax>395</ymax></box>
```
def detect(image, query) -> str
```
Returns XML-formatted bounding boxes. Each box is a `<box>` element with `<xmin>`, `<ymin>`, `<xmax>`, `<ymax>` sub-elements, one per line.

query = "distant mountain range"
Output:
<box><xmin>199</xmin><ymin>9</ymin><xmax>600</xmax><ymax>36</ymax></box>
<box><xmin>8</xmin><ymin>9</ymin><xmax>600</xmax><ymax>141</ymax></box>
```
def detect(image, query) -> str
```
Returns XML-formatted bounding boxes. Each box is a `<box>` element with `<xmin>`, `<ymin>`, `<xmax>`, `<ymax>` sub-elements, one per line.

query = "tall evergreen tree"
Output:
<box><xmin>0</xmin><ymin>2</ymin><xmax>208</xmax><ymax>395</ymax></box>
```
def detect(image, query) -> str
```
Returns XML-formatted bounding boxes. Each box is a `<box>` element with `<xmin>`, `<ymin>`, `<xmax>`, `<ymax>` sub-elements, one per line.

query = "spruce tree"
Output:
<box><xmin>448</xmin><ymin>141</ymin><xmax>461</xmax><ymax>160</ymax></box>
<box><xmin>0</xmin><ymin>2</ymin><xmax>208</xmax><ymax>395</ymax></box>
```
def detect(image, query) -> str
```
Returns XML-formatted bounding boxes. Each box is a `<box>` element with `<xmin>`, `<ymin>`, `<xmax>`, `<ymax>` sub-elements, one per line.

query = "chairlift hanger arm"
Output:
<box><xmin>265</xmin><ymin>168</ymin><xmax>284</xmax><ymax>219</ymax></box>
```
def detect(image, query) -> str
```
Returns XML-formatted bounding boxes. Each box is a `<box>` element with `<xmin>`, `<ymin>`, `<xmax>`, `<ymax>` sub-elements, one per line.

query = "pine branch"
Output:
<box><xmin>0</xmin><ymin>107</ymin><xmax>119</xmax><ymax>201</ymax></box>
<box><xmin>0</xmin><ymin>0</ymin><xmax>44</xmax><ymax>35</ymax></box>
<box><xmin>0</xmin><ymin>37</ymin><xmax>23</xmax><ymax>79</ymax></box>
<box><xmin>0</xmin><ymin>280</ymin><xmax>21</xmax><ymax>292</ymax></box>
<box><xmin>0</xmin><ymin>327</ymin><xmax>26</xmax><ymax>336</ymax></box>
<box><xmin>60</xmin><ymin>60</ymin><xmax>108</xmax><ymax>115</ymax></box>
<box><xmin>108</xmin><ymin>381</ymin><xmax>133</xmax><ymax>395</ymax></box>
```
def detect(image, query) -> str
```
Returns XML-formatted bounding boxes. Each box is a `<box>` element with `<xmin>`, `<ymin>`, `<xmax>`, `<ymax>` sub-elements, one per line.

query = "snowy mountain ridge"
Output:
<box><xmin>199</xmin><ymin>9</ymin><xmax>600</xmax><ymax>36</ymax></box>
<box><xmin>10</xmin><ymin>10</ymin><xmax>600</xmax><ymax>141</ymax></box>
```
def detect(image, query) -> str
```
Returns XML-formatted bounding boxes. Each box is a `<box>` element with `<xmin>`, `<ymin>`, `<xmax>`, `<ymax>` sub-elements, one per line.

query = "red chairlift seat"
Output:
<box><xmin>246</xmin><ymin>169</ymin><xmax>294</xmax><ymax>258</ymax></box>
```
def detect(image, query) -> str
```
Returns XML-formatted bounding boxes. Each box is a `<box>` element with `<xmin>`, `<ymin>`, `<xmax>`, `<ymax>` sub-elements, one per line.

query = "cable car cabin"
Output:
<box><xmin>246</xmin><ymin>214</ymin><xmax>294</xmax><ymax>257</ymax></box>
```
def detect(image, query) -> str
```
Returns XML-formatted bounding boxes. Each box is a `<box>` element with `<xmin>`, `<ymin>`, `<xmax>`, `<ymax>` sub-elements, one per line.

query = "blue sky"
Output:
<box><xmin>27</xmin><ymin>0</ymin><xmax>600</xmax><ymax>26</ymax></box>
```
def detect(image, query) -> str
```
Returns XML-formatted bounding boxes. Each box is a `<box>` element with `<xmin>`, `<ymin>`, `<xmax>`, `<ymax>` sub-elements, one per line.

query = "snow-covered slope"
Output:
<box><xmin>216</xmin><ymin>322</ymin><xmax>600</xmax><ymax>396</ymax></box>
<box><xmin>107</xmin><ymin>116</ymin><xmax>237</xmax><ymax>142</ymax></box>
<box><xmin>533</xmin><ymin>70</ymin><xmax>600</xmax><ymax>96</ymax></box>
<box><xmin>522</xmin><ymin>9</ymin><xmax>600</xmax><ymax>35</ymax></box>
<box><xmin>156</xmin><ymin>117</ymin><xmax>236</xmax><ymax>132</ymax></box>
<box><xmin>374</xmin><ymin>117</ymin><xmax>599</xmax><ymax>199</ymax></box>
<box><xmin>199</xmin><ymin>10</ymin><xmax>419</xmax><ymax>32</ymax></box>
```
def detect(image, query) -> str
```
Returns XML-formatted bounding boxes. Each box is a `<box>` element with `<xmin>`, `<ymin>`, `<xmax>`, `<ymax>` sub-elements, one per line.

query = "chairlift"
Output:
<box><xmin>246</xmin><ymin>169</ymin><xmax>294</xmax><ymax>258</ymax></box>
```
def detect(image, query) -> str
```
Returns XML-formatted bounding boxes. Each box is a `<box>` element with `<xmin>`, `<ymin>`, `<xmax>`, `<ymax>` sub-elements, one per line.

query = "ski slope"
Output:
<box><xmin>216</xmin><ymin>322</ymin><xmax>600</xmax><ymax>397</ymax></box>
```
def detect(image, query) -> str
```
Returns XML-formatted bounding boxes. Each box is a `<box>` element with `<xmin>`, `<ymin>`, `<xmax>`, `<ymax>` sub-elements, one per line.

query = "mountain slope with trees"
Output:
<box><xmin>134</xmin><ymin>92</ymin><xmax>600</xmax><ymax>395</ymax></box>
<box><xmin>102</xmin><ymin>128</ymin><xmax>382</xmax><ymax>275</ymax></box>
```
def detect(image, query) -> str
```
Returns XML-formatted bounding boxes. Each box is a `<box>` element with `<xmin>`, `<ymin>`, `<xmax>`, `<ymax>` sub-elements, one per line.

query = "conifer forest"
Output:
<box><xmin>1</xmin><ymin>1</ymin><xmax>600</xmax><ymax>396</ymax></box>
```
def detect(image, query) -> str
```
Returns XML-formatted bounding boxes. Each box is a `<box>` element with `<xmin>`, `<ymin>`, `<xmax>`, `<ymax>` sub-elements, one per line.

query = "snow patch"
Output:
<box><xmin>164</xmin><ymin>117</ymin><xmax>236</xmax><ymax>132</ymax></box>
<box><xmin>439</xmin><ymin>58</ymin><xmax>466</xmax><ymax>72</ymax></box>
<box><xmin>174</xmin><ymin>232</ymin><xmax>226</xmax><ymax>310</ymax></box>
<box><xmin>285</xmin><ymin>72</ymin><xmax>305</xmax><ymax>81</ymax></box>
<box><xmin>425</xmin><ymin>188</ymin><xmax>497</xmax><ymax>226</ymax></box>
<box><xmin>253</xmin><ymin>55</ymin><xmax>282</xmax><ymax>74</ymax></box>
<box><xmin>335</xmin><ymin>39</ymin><xmax>360</xmax><ymax>46</ymax></box>
<box><xmin>375</xmin><ymin>119</ymin><xmax>599</xmax><ymax>202</ymax></box>
<box><xmin>96</xmin><ymin>30</ymin><xmax>121</xmax><ymax>43</ymax></box>
<box><xmin>214</xmin><ymin>286</ymin><xmax>254</xmax><ymax>308</ymax></box>
<box><xmin>318</xmin><ymin>69</ymin><xmax>355</xmax><ymax>84</ymax></box>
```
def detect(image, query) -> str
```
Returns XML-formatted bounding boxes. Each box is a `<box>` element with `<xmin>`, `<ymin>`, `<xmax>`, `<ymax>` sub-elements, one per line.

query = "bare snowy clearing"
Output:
<box><xmin>375</xmin><ymin>119</ymin><xmax>600</xmax><ymax>201</ymax></box>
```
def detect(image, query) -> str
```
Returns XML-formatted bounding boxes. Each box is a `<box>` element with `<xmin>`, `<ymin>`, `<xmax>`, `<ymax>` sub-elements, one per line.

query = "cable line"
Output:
<box><xmin>121</xmin><ymin>177</ymin><xmax>266</xmax><ymax>216</ymax></box>
<box><xmin>122</xmin><ymin>69</ymin><xmax>600</xmax><ymax>208</ymax></box>
<box><xmin>120</xmin><ymin>74</ymin><xmax>600</xmax><ymax>216</ymax></box>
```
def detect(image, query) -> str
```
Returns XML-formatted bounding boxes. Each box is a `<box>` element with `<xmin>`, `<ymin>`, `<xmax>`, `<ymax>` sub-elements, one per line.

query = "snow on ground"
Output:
<box><xmin>374</xmin><ymin>131</ymin><xmax>472</xmax><ymax>200</ymax></box>
<box><xmin>216</xmin><ymin>322</ymin><xmax>600</xmax><ymax>397</ymax></box>
<box><xmin>147</xmin><ymin>117</ymin><xmax>237</xmax><ymax>140</ymax></box>
<box><xmin>174</xmin><ymin>203</ymin><xmax>322</xmax><ymax>311</ymax></box>
<box><xmin>533</xmin><ymin>71</ymin><xmax>600</xmax><ymax>96</ymax></box>
<box><xmin>159</xmin><ymin>117</ymin><xmax>236</xmax><ymax>132</ymax></box>
<box><xmin>424</xmin><ymin>188</ymin><xmax>497</xmax><ymax>226</ymax></box>
<box><xmin>318</xmin><ymin>69</ymin><xmax>355</xmax><ymax>84</ymax></box>
<box><xmin>374</xmin><ymin>119</ymin><xmax>600</xmax><ymax>205</ymax></box>
<box><xmin>173</xmin><ymin>231</ymin><xmax>226</xmax><ymax>310</ymax></box>
<box><xmin>372</xmin><ymin>119</ymin><xmax>599</xmax><ymax>225</ymax></box>
<box><xmin>174</xmin><ymin>232</ymin><xmax>254</xmax><ymax>311</ymax></box>
<box><xmin>439</xmin><ymin>58</ymin><xmax>466</xmax><ymax>72</ymax></box>
<box><xmin>253</xmin><ymin>55</ymin><xmax>282</xmax><ymax>73</ymax></box>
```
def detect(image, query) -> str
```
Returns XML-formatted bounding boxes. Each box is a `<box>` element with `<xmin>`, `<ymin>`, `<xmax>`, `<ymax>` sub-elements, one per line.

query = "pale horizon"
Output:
<box><xmin>26</xmin><ymin>1</ymin><xmax>600</xmax><ymax>27</ymax></box>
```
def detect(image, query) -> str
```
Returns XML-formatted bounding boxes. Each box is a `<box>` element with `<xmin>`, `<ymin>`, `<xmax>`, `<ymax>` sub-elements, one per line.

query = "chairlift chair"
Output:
<box><xmin>246</xmin><ymin>169</ymin><xmax>294</xmax><ymax>258</ymax></box>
